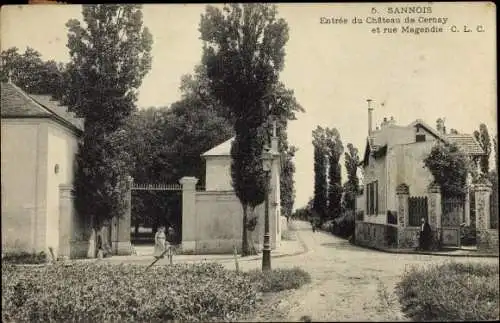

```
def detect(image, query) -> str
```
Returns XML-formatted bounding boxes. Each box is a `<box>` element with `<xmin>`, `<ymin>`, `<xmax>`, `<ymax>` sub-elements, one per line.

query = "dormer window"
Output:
<box><xmin>416</xmin><ymin>134</ymin><xmax>426</xmax><ymax>142</ymax></box>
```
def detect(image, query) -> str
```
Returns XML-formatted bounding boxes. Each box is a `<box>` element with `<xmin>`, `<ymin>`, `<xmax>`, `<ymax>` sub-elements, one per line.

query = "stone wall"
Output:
<box><xmin>355</xmin><ymin>222</ymin><xmax>397</xmax><ymax>249</ymax></box>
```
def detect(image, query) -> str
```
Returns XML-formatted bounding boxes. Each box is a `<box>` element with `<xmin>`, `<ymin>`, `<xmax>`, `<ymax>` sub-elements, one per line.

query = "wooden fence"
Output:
<box><xmin>408</xmin><ymin>196</ymin><xmax>428</xmax><ymax>226</ymax></box>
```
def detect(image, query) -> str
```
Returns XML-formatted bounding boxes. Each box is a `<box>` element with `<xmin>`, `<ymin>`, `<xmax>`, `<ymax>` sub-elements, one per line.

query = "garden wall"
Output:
<box><xmin>354</xmin><ymin>222</ymin><xmax>397</xmax><ymax>249</ymax></box>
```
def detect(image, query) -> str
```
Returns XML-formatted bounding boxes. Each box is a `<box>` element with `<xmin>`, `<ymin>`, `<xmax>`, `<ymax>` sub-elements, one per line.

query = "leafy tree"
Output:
<box><xmin>325</xmin><ymin>128</ymin><xmax>343</xmax><ymax>218</ymax></box>
<box><xmin>343</xmin><ymin>143</ymin><xmax>360</xmax><ymax>211</ymax></box>
<box><xmin>423</xmin><ymin>143</ymin><xmax>470</xmax><ymax>198</ymax></box>
<box><xmin>312</xmin><ymin>126</ymin><xmax>328</xmax><ymax>221</ymax></box>
<box><xmin>0</xmin><ymin>46</ymin><xmax>67</xmax><ymax>99</ymax></box>
<box><xmin>64</xmin><ymin>4</ymin><xmax>153</xmax><ymax>256</ymax></box>
<box><xmin>200</xmin><ymin>4</ymin><xmax>289</xmax><ymax>256</ymax></box>
<box><xmin>473</xmin><ymin>123</ymin><xmax>492</xmax><ymax>174</ymax></box>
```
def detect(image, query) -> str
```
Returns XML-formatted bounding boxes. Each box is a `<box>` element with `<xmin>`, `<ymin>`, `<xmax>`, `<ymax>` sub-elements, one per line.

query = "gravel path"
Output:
<box><xmin>235</xmin><ymin>221</ymin><xmax>499</xmax><ymax>322</ymax></box>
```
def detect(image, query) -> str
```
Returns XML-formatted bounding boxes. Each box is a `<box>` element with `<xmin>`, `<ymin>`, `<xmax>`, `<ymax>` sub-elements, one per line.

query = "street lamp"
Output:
<box><xmin>261</xmin><ymin>146</ymin><xmax>273</xmax><ymax>271</ymax></box>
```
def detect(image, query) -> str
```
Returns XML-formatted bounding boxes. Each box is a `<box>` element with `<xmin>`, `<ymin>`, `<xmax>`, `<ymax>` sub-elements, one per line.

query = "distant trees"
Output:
<box><xmin>343</xmin><ymin>143</ymin><xmax>360</xmax><ymax>211</ymax></box>
<box><xmin>325</xmin><ymin>128</ymin><xmax>344</xmax><ymax>218</ymax></box>
<box><xmin>312</xmin><ymin>126</ymin><xmax>346</xmax><ymax>222</ymax></box>
<box><xmin>312</xmin><ymin>126</ymin><xmax>328</xmax><ymax>221</ymax></box>
<box><xmin>0</xmin><ymin>46</ymin><xmax>67</xmax><ymax>99</ymax></box>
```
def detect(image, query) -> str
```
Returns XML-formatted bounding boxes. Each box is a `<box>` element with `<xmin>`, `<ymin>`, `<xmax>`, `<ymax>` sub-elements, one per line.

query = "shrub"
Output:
<box><xmin>2</xmin><ymin>251</ymin><xmax>47</xmax><ymax>264</ymax></box>
<box><xmin>395</xmin><ymin>261</ymin><xmax>499</xmax><ymax>321</ymax></box>
<box><xmin>330</xmin><ymin>212</ymin><xmax>354</xmax><ymax>238</ymax></box>
<box><xmin>1</xmin><ymin>262</ymin><xmax>258</xmax><ymax>322</ymax></box>
<box><xmin>246</xmin><ymin>267</ymin><xmax>311</xmax><ymax>293</ymax></box>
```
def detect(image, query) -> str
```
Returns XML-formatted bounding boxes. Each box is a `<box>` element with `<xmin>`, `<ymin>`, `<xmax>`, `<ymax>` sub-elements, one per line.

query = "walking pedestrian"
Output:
<box><xmin>154</xmin><ymin>226</ymin><xmax>166</xmax><ymax>257</ymax></box>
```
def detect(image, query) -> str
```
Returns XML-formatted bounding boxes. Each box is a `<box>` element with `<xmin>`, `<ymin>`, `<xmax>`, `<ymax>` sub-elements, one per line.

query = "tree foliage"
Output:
<box><xmin>200</xmin><ymin>4</ymin><xmax>290</xmax><ymax>256</ymax></box>
<box><xmin>325</xmin><ymin>128</ymin><xmax>343</xmax><ymax>218</ymax></box>
<box><xmin>66</xmin><ymin>4</ymin><xmax>153</xmax><ymax>233</ymax></box>
<box><xmin>312</xmin><ymin>126</ymin><xmax>328</xmax><ymax>221</ymax></box>
<box><xmin>423</xmin><ymin>143</ymin><xmax>470</xmax><ymax>198</ymax></box>
<box><xmin>0</xmin><ymin>46</ymin><xmax>67</xmax><ymax>99</ymax></box>
<box><xmin>473</xmin><ymin>123</ymin><xmax>492</xmax><ymax>174</ymax></box>
<box><xmin>343</xmin><ymin>143</ymin><xmax>360</xmax><ymax>211</ymax></box>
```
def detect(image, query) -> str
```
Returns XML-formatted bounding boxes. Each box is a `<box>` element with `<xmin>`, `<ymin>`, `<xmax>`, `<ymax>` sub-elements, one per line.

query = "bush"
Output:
<box><xmin>395</xmin><ymin>261</ymin><xmax>499</xmax><ymax>321</ymax></box>
<box><xmin>1</xmin><ymin>262</ymin><xmax>258</xmax><ymax>322</ymax></box>
<box><xmin>246</xmin><ymin>267</ymin><xmax>311</xmax><ymax>293</ymax></box>
<box><xmin>330</xmin><ymin>212</ymin><xmax>355</xmax><ymax>238</ymax></box>
<box><xmin>2</xmin><ymin>251</ymin><xmax>47</xmax><ymax>264</ymax></box>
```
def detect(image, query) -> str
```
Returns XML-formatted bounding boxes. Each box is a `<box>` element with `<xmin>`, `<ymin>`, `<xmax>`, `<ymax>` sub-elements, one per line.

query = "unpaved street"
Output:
<box><xmin>231</xmin><ymin>221</ymin><xmax>499</xmax><ymax>322</ymax></box>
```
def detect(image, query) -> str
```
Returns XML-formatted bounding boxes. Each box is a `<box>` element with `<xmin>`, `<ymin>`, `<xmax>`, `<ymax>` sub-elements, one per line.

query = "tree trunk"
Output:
<box><xmin>246</xmin><ymin>206</ymin><xmax>258</xmax><ymax>256</ymax></box>
<box><xmin>241</xmin><ymin>204</ymin><xmax>249</xmax><ymax>256</ymax></box>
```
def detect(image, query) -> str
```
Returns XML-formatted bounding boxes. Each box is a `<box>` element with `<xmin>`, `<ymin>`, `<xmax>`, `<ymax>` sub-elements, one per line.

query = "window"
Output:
<box><xmin>416</xmin><ymin>134</ymin><xmax>426</xmax><ymax>142</ymax></box>
<box><xmin>365</xmin><ymin>181</ymin><xmax>379</xmax><ymax>215</ymax></box>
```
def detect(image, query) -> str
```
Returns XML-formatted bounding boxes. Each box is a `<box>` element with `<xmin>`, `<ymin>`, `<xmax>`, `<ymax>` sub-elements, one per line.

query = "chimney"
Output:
<box><xmin>381</xmin><ymin>117</ymin><xmax>388</xmax><ymax>128</ymax></box>
<box><xmin>271</xmin><ymin>120</ymin><xmax>279</xmax><ymax>153</ymax></box>
<box><xmin>367</xmin><ymin>99</ymin><xmax>373</xmax><ymax>135</ymax></box>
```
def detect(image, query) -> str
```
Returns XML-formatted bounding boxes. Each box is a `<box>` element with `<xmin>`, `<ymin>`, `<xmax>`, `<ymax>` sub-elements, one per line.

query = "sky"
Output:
<box><xmin>1</xmin><ymin>3</ymin><xmax>497</xmax><ymax>210</ymax></box>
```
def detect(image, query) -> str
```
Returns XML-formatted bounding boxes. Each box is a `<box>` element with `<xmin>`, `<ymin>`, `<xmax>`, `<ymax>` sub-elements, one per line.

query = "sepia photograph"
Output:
<box><xmin>1</xmin><ymin>2</ymin><xmax>498</xmax><ymax>322</ymax></box>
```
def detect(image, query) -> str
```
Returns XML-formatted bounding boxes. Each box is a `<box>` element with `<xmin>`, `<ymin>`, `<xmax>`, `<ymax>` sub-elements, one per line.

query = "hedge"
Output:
<box><xmin>395</xmin><ymin>261</ymin><xmax>499</xmax><ymax>321</ymax></box>
<box><xmin>2</xmin><ymin>262</ymin><xmax>257</xmax><ymax>322</ymax></box>
<box><xmin>2</xmin><ymin>262</ymin><xmax>312</xmax><ymax>322</ymax></box>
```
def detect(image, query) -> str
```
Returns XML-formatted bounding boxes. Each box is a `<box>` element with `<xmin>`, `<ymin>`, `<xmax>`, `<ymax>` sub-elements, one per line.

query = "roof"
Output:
<box><xmin>446</xmin><ymin>134</ymin><xmax>485</xmax><ymax>156</ymax></box>
<box><xmin>408</xmin><ymin>119</ymin><xmax>446</xmax><ymax>142</ymax></box>
<box><xmin>1</xmin><ymin>82</ymin><xmax>84</xmax><ymax>133</ymax></box>
<box><xmin>361</xmin><ymin>118</ymin><xmax>481</xmax><ymax>167</ymax></box>
<box><xmin>202</xmin><ymin>137</ymin><xmax>234</xmax><ymax>157</ymax></box>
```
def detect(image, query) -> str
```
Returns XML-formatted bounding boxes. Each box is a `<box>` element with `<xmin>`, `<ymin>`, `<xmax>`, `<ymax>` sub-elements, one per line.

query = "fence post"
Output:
<box><xmin>474</xmin><ymin>180</ymin><xmax>496</xmax><ymax>252</ymax></box>
<box><xmin>427</xmin><ymin>183</ymin><xmax>442</xmax><ymax>248</ymax></box>
<box><xmin>115</xmin><ymin>176</ymin><xmax>133</xmax><ymax>255</ymax></box>
<box><xmin>396</xmin><ymin>184</ymin><xmax>409</xmax><ymax>248</ymax></box>
<box><xmin>180</xmin><ymin>177</ymin><xmax>199</xmax><ymax>254</ymax></box>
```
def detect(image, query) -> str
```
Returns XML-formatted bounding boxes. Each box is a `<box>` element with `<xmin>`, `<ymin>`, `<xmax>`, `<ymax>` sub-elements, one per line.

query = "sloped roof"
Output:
<box><xmin>1</xmin><ymin>82</ymin><xmax>83</xmax><ymax>133</ymax></box>
<box><xmin>202</xmin><ymin>137</ymin><xmax>234</xmax><ymax>157</ymax></box>
<box><xmin>446</xmin><ymin>134</ymin><xmax>485</xmax><ymax>156</ymax></box>
<box><xmin>408</xmin><ymin>119</ymin><xmax>446</xmax><ymax>142</ymax></box>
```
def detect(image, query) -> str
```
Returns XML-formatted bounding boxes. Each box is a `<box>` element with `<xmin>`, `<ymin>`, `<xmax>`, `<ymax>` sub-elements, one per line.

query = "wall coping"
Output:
<box><xmin>427</xmin><ymin>183</ymin><xmax>441</xmax><ymax>193</ymax></box>
<box><xmin>473</xmin><ymin>182</ymin><xmax>493</xmax><ymax>192</ymax></box>
<box><xmin>179</xmin><ymin>177</ymin><xmax>199</xmax><ymax>185</ymax></box>
<box><xmin>196</xmin><ymin>190</ymin><xmax>236</xmax><ymax>196</ymax></box>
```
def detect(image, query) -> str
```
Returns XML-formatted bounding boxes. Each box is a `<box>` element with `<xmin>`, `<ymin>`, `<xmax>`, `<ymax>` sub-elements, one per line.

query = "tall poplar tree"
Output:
<box><xmin>326</xmin><ymin>127</ymin><xmax>344</xmax><ymax>218</ymax></box>
<box><xmin>64</xmin><ymin>5</ymin><xmax>152</xmax><ymax>256</ymax></box>
<box><xmin>312</xmin><ymin>126</ymin><xmax>328</xmax><ymax>221</ymax></box>
<box><xmin>200</xmin><ymin>4</ymin><xmax>290</xmax><ymax>256</ymax></box>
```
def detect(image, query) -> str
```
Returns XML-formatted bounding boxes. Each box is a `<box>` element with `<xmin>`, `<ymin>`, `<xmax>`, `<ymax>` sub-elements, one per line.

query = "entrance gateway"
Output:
<box><xmin>130</xmin><ymin>181</ymin><xmax>185</xmax><ymax>245</ymax></box>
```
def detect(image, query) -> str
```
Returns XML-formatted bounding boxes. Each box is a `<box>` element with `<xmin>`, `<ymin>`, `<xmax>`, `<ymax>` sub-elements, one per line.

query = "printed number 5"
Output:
<box><xmin>371</xmin><ymin>7</ymin><xmax>377</xmax><ymax>14</ymax></box>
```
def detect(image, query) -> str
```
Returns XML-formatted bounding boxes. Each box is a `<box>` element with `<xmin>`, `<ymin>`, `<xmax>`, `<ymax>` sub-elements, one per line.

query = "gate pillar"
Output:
<box><xmin>427</xmin><ymin>183</ymin><xmax>441</xmax><ymax>230</ymax></box>
<box><xmin>113</xmin><ymin>176</ymin><xmax>133</xmax><ymax>255</ymax></box>
<box><xmin>180</xmin><ymin>177</ymin><xmax>198</xmax><ymax>253</ymax></box>
<box><xmin>474</xmin><ymin>180</ymin><xmax>497</xmax><ymax>252</ymax></box>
